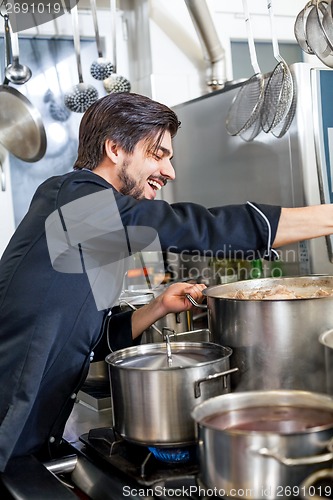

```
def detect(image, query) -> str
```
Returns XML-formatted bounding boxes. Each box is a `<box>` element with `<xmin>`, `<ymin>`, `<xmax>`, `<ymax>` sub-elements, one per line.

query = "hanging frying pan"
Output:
<box><xmin>0</xmin><ymin>85</ymin><xmax>47</xmax><ymax>162</ymax></box>
<box><xmin>0</xmin><ymin>15</ymin><xmax>46</xmax><ymax>162</ymax></box>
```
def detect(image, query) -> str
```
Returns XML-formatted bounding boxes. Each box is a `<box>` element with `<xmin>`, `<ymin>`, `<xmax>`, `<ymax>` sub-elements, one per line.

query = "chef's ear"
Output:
<box><xmin>105</xmin><ymin>139</ymin><xmax>121</xmax><ymax>164</ymax></box>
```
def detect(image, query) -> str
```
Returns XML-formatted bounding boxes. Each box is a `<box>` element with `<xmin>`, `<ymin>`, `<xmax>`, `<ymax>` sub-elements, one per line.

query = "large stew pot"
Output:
<box><xmin>106</xmin><ymin>341</ymin><xmax>236</xmax><ymax>446</ymax></box>
<box><xmin>203</xmin><ymin>276</ymin><xmax>333</xmax><ymax>392</ymax></box>
<box><xmin>191</xmin><ymin>390</ymin><xmax>333</xmax><ymax>500</ymax></box>
<box><xmin>319</xmin><ymin>329</ymin><xmax>333</xmax><ymax>395</ymax></box>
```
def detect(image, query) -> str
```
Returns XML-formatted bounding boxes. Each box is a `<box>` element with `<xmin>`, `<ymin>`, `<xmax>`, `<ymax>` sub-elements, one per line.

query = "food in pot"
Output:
<box><xmin>201</xmin><ymin>405</ymin><xmax>333</xmax><ymax>433</ymax></box>
<box><xmin>227</xmin><ymin>284</ymin><xmax>333</xmax><ymax>300</ymax></box>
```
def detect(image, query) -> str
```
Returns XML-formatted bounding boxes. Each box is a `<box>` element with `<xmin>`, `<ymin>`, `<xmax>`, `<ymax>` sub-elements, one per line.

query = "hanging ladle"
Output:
<box><xmin>5</xmin><ymin>12</ymin><xmax>32</xmax><ymax>85</ymax></box>
<box><xmin>64</xmin><ymin>4</ymin><xmax>99</xmax><ymax>113</ymax></box>
<box><xmin>90</xmin><ymin>0</ymin><xmax>113</xmax><ymax>80</ymax></box>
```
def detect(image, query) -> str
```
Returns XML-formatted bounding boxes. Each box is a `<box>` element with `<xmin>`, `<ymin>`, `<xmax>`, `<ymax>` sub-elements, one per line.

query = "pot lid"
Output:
<box><xmin>106</xmin><ymin>342</ymin><xmax>231</xmax><ymax>369</ymax></box>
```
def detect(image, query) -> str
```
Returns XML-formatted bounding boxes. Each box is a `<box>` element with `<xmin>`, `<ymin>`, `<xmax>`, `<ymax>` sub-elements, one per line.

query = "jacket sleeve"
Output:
<box><xmin>54</xmin><ymin>172</ymin><xmax>282</xmax><ymax>260</ymax></box>
<box><xmin>104</xmin><ymin>309</ymin><xmax>142</xmax><ymax>351</ymax></box>
<box><xmin>115</xmin><ymin>191</ymin><xmax>282</xmax><ymax>260</ymax></box>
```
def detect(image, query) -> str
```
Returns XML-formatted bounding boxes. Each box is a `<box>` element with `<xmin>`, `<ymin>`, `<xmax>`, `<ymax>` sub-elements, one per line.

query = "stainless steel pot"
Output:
<box><xmin>191</xmin><ymin>390</ymin><xmax>333</xmax><ymax>500</ymax></box>
<box><xmin>106</xmin><ymin>341</ymin><xmax>236</xmax><ymax>446</ymax></box>
<box><xmin>203</xmin><ymin>276</ymin><xmax>333</xmax><ymax>392</ymax></box>
<box><xmin>319</xmin><ymin>329</ymin><xmax>333</xmax><ymax>395</ymax></box>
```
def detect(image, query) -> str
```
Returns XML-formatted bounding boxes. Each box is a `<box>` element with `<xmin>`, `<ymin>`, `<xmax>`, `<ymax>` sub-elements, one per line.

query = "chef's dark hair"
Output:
<box><xmin>73</xmin><ymin>92</ymin><xmax>180</xmax><ymax>170</ymax></box>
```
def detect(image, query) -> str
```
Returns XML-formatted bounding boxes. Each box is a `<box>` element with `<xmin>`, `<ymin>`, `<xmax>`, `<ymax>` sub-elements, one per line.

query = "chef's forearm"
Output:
<box><xmin>273</xmin><ymin>205</ymin><xmax>333</xmax><ymax>247</ymax></box>
<box><xmin>131</xmin><ymin>298</ymin><xmax>166</xmax><ymax>340</ymax></box>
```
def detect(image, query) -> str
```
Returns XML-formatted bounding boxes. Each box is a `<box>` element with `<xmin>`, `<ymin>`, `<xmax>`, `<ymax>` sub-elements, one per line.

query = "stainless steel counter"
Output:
<box><xmin>63</xmin><ymin>398</ymin><xmax>112</xmax><ymax>452</ymax></box>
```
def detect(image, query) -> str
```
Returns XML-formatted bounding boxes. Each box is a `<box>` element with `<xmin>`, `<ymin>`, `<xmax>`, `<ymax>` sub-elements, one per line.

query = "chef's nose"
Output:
<box><xmin>161</xmin><ymin>159</ymin><xmax>176</xmax><ymax>180</ymax></box>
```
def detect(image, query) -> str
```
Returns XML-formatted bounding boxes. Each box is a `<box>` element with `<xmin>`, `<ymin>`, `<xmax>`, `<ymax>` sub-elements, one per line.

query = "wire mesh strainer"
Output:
<box><xmin>64</xmin><ymin>5</ymin><xmax>99</xmax><ymax>113</ymax></box>
<box><xmin>322</xmin><ymin>0</ymin><xmax>333</xmax><ymax>48</ymax></box>
<box><xmin>261</xmin><ymin>0</ymin><xmax>294</xmax><ymax>134</ymax></box>
<box><xmin>306</xmin><ymin>0</ymin><xmax>333</xmax><ymax>67</ymax></box>
<box><xmin>225</xmin><ymin>0</ymin><xmax>265</xmax><ymax>141</ymax></box>
<box><xmin>271</xmin><ymin>72</ymin><xmax>297</xmax><ymax>139</ymax></box>
<box><xmin>294</xmin><ymin>1</ymin><xmax>316</xmax><ymax>54</ymax></box>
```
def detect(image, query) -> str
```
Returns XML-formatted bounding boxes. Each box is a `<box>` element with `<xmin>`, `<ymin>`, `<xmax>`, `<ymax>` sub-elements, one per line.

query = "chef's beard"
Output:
<box><xmin>118</xmin><ymin>160</ymin><xmax>145</xmax><ymax>200</ymax></box>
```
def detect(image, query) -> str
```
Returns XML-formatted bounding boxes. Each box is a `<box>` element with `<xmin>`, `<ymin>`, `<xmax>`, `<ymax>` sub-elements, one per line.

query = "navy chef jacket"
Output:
<box><xmin>0</xmin><ymin>169</ymin><xmax>281</xmax><ymax>471</ymax></box>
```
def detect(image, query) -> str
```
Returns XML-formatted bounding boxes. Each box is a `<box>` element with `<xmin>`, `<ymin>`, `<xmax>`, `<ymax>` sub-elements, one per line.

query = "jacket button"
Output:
<box><xmin>49</xmin><ymin>436</ymin><xmax>56</xmax><ymax>443</ymax></box>
<box><xmin>71</xmin><ymin>393</ymin><xmax>77</xmax><ymax>400</ymax></box>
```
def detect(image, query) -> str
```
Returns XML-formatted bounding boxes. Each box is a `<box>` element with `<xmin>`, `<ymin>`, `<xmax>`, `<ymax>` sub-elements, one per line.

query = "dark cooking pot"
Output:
<box><xmin>191</xmin><ymin>390</ymin><xmax>333</xmax><ymax>500</ymax></box>
<box><xmin>106</xmin><ymin>341</ymin><xmax>237</xmax><ymax>446</ymax></box>
<box><xmin>203</xmin><ymin>276</ymin><xmax>333</xmax><ymax>392</ymax></box>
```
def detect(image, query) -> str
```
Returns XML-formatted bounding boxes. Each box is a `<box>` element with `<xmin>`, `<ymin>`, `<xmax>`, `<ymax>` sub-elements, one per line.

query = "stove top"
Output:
<box><xmin>79</xmin><ymin>427</ymin><xmax>199</xmax><ymax>488</ymax></box>
<box><xmin>71</xmin><ymin>427</ymin><xmax>326</xmax><ymax>500</ymax></box>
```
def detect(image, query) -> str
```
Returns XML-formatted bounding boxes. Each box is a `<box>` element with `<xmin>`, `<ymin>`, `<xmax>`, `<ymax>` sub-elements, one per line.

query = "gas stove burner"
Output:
<box><xmin>148</xmin><ymin>445</ymin><xmax>197</xmax><ymax>464</ymax></box>
<box><xmin>79</xmin><ymin>427</ymin><xmax>199</xmax><ymax>487</ymax></box>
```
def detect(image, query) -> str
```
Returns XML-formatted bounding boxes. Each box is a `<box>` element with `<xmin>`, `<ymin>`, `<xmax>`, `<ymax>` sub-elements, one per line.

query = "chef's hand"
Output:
<box><xmin>156</xmin><ymin>282</ymin><xmax>207</xmax><ymax>315</ymax></box>
<box><xmin>131</xmin><ymin>282</ymin><xmax>206</xmax><ymax>340</ymax></box>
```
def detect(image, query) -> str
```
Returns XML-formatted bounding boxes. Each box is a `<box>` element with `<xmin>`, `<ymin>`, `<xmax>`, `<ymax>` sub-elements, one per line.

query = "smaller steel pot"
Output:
<box><xmin>191</xmin><ymin>390</ymin><xmax>333</xmax><ymax>500</ymax></box>
<box><xmin>106</xmin><ymin>342</ymin><xmax>237</xmax><ymax>446</ymax></box>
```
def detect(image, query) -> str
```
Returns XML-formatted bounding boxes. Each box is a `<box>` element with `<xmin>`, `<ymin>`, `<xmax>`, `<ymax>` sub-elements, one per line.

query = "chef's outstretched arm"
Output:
<box><xmin>273</xmin><ymin>205</ymin><xmax>333</xmax><ymax>248</ymax></box>
<box><xmin>131</xmin><ymin>282</ymin><xmax>206</xmax><ymax>340</ymax></box>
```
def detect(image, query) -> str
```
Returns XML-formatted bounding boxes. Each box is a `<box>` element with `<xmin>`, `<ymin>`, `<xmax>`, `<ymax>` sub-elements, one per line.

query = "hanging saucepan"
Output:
<box><xmin>106</xmin><ymin>341</ymin><xmax>237</xmax><ymax>446</ymax></box>
<box><xmin>0</xmin><ymin>17</ymin><xmax>46</xmax><ymax>162</ymax></box>
<box><xmin>0</xmin><ymin>85</ymin><xmax>47</xmax><ymax>162</ymax></box>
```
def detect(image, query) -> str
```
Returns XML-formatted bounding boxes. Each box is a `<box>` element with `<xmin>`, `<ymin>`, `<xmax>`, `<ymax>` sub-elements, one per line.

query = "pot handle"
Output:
<box><xmin>185</xmin><ymin>293</ymin><xmax>207</xmax><ymax>309</ymax></box>
<box><xmin>299</xmin><ymin>468</ymin><xmax>333</xmax><ymax>500</ymax></box>
<box><xmin>194</xmin><ymin>367</ymin><xmax>238</xmax><ymax>398</ymax></box>
<box><xmin>253</xmin><ymin>439</ymin><xmax>333</xmax><ymax>466</ymax></box>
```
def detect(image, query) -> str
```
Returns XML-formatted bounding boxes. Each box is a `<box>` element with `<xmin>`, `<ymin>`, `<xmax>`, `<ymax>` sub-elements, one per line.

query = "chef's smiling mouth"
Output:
<box><xmin>147</xmin><ymin>177</ymin><xmax>167</xmax><ymax>191</ymax></box>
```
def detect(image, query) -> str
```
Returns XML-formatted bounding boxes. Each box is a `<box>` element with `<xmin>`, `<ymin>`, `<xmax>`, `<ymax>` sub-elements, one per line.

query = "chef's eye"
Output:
<box><xmin>152</xmin><ymin>153</ymin><xmax>163</xmax><ymax>161</ymax></box>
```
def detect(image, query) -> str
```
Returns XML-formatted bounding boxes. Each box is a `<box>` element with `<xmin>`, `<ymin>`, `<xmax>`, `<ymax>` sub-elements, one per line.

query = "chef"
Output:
<box><xmin>1</xmin><ymin>91</ymin><xmax>333</xmax><ymax>472</ymax></box>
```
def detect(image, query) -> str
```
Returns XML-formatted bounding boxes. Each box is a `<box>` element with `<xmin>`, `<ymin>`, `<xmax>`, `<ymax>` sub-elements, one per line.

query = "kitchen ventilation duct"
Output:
<box><xmin>184</xmin><ymin>0</ymin><xmax>226</xmax><ymax>91</ymax></box>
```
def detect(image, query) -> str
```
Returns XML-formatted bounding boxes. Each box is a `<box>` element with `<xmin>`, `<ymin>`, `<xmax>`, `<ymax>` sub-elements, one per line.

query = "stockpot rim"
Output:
<box><xmin>105</xmin><ymin>341</ymin><xmax>233</xmax><ymax>371</ymax></box>
<box><xmin>191</xmin><ymin>389</ymin><xmax>333</xmax><ymax>436</ymax></box>
<box><xmin>203</xmin><ymin>275</ymin><xmax>333</xmax><ymax>302</ymax></box>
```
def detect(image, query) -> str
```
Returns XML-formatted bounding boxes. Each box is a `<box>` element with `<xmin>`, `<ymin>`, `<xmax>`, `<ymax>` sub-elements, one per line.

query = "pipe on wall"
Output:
<box><xmin>184</xmin><ymin>0</ymin><xmax>226</xmax><ymax>91</ymax></box>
